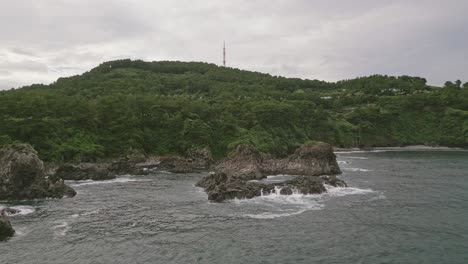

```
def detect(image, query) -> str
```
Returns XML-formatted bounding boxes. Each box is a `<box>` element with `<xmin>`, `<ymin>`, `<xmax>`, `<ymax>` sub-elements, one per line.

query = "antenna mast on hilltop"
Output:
<box><xmin>223</xmin><ymin>41</ymin><xmax>226</xmax><ymax>67</ymax></box>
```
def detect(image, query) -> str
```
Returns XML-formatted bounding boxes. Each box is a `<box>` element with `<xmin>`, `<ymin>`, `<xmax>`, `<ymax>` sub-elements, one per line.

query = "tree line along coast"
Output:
<box><xmin>0</xmin><ymin>59</ymin><xmax>466</xmax><ymax>163</ymax></box>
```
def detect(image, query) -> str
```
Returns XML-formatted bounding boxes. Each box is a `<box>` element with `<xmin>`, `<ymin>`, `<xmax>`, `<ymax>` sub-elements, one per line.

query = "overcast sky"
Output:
<box><xmin>1</xmin><ymin>0</ymin><xmax>468</xmax><ymax>89</ymax></box>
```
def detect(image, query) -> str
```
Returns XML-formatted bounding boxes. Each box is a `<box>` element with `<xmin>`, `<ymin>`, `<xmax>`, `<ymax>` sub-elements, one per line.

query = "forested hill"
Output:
<box><xmin>1</xmin><ymin>59</ymin><xmax>467</xmax><ymax>162</ymax></box>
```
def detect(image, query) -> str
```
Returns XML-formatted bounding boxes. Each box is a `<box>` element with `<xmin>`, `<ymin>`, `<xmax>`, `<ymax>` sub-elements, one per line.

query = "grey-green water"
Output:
<box><xmin>1</xmin><ymin>151</ymin><xmax>467</xmax><ymax>264</ymax></box>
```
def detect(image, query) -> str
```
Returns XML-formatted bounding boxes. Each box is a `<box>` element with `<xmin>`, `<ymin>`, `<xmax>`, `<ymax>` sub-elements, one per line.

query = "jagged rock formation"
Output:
<box><xmin>196</xmin><ymin>142</ymin><xmax>346</xmax><ymax>202</ymax></box>
<box><xmin>0</xmin><ymin>144</ymin><xmax>76</xmax><ymax>201</ymax></box>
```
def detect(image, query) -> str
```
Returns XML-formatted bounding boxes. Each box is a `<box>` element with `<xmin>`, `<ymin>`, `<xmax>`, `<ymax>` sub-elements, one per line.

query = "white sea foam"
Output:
<box><xmin>69</xmin><ymin>177</ymin><xmax>149</xmax><ymax>186</ymax></box>
<box><xmin>335</xmin><ymin>150</ymin><xmax>386</xmax><ymax>154</ymax></box>
<box><xmin>243</xmin><ymin>210</ymin><xmax>308</xmax><ymax>219</ymax></box>
<box><xmin>325</xmin><ymin>185</ymin><xmax>376</xmax><ymax>197</ymax></box>
<box><xmin>53</xmin><ymin>221</ymin><xmax>70</xmax><ymax>237</ymax></box>
<box><xmin>82</xmin><ymin>209</ymin><xmax>101</xmax><ymax>216</ymax></box>
<box><xmin>70</xmin><ymin>209</ymin><xmax>101</xmax><ymax>218</ymax></box>
<box><xmin>338</xmin><ymin>161</ymin><xmax>351</xmax><ymax>164</ymax></box>
<box><xmin>235</xmin><ymin>185</ymin><xmax>377</xmax><ymax>219</ymax></box>
<box><xmin>368</xmin><ymin>194</ymin><xmax>386</xmax><ymax>201</ymax></box>
<box><xmin>235</xmin><ymin>187</ymin><xmax>323</xmax><ymax>219</ymax></box>
<box><xmin>0</xmin><ymin>205</ymin><xmax>35</xmax><ymax>216</ymax></box>
<box><xmin>343</xmin><ymin>156</ymin><xmax>369</xmax><ymax>160</ymax></box>
<box><xmin>266</xmin><ymin>174</ymin><xmax>292</xmax><ymax>178</ymax></box>
<box><xmin>343</xmin><ymin>167</ymin><xmax>373</xmax><ymax>172</ymax></box>
<box><xmin>13</xmin><ymin>226</ymin><xmax>29</xmax><ymax>237</ymax></box>
<box><xmin>262</xmin><ymin>175</ymin><xmax>297</xmax><ymax>183</ymax></box>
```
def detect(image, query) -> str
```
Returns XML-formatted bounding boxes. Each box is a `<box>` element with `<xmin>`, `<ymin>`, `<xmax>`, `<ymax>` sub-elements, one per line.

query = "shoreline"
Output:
<box><xmin>334</xmin><ymin>145</ymin><xmax>467</xmax><ymax>153</ymax></box>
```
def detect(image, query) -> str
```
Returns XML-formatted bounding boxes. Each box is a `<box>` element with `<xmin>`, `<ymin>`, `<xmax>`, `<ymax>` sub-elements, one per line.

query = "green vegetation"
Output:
<box><xmin>0</xmin><ymin>59</ymin><xmax>467</xmax><ymax>162</ymax></box>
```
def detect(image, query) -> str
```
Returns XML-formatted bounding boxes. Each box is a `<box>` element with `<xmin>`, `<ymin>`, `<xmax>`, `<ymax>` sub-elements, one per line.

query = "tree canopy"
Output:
<box><xmin>1</xmin><ymin>59</ymin><xmax>466</xmax><ymax>162</ymax></box>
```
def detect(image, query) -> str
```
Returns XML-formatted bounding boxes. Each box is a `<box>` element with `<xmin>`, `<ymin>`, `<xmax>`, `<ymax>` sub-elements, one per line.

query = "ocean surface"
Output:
<box><xmin>1</xmin><ymin>151</ymin><xmax>467</xmax><ymax>264</ymax></box>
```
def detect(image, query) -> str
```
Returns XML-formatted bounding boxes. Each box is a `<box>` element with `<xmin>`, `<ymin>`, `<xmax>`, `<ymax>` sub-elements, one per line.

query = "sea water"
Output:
<box><xmin>1</xmin><ymin>151</ymin><xmax>467</xmax><ymax>264</ymax></box>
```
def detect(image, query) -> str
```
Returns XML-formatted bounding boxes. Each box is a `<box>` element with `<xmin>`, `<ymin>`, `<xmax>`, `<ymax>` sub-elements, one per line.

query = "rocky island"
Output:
<box><xmin>196</xmin><ymin>142</ymin><xmax>346</xmax><ymax>202</ymax></box>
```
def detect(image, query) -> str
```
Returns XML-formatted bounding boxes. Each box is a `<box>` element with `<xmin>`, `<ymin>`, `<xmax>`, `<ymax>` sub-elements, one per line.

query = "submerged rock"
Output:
<box><xmin>0</xmin><ymin>144</ymin><xmax>76</xmax><ymax>201</ymax></box>
<box><xmin>196</xmin><ymin>142</ymin><xmax>346</xmax><ymax>202</ymax></box>
<box><xmin>54</xmin><ymin>163</ymin><xmax>115</xmax><ymax>181</ymax></box>
<box><xmin>0</xmin><ymin>214</ymin><xmax>14</xmax><ymax>241</ymax></box>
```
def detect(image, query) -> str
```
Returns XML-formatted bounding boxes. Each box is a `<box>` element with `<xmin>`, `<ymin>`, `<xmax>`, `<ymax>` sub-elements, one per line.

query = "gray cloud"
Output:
<box><xmin>1</xmin><ymin>0</ymin><xmax>467</xmax><ymax>89</ymax></box>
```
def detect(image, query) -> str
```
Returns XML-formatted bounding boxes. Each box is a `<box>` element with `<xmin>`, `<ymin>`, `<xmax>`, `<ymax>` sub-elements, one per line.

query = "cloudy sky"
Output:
<box><xmin>1</xmin><ymin>0</ymin><xmax>468</xmax><ymax>89</ymax></box>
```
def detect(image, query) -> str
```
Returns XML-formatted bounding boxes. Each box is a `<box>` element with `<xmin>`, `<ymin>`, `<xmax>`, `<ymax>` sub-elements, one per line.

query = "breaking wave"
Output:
<box><xmin>0</xmin><ymin>205</ymin><xmax>35</xmax><ymax>216</ymax></box>
<box><xmin>234</xmin><ymin>185</ymin><xmax>378</xmax><ymax>219</ymax></box>
<box><xmin>53</xmin><ymin>221</ymin><xmax>70</xmax><ymax>238</ymax></box>
<box><xmin>342</xmin><ymin>156</ymin><xmax>369</xmax><ymax>160</ymax></box>
<box><xmin>338</xmin><ymin>161</ymin><xmax>351</xmax><ymax>164</ymax></box>
<box><xmin>68</xmin><ymin>177</ymin><xmax>149</xmax><ymax>187</ymax></box>
<box><xmin>325</xmin><ymin>185</ymin><xmax>376</xmax><ymax>197</ymax></box>
<box><xmin>342</xmin><ymin>167</ymin><xmax>373</xmax><ymax>172</ymax></box>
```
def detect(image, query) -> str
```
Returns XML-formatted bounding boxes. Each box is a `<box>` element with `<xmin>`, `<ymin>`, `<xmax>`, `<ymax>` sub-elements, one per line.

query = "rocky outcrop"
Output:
<box><xmin>54</xmin><ymin>163</ymin><xmax>115</xmax><ymax>181</ymax></box>
<box><xmin>265</xmin><ymin>143</ymin><xmax>341</xmax><ymax>176</ymax></box>
<box><xmin>213</xmin><ymin>145</ymin><xmax>264</xmax><ymax>181</ymax></box>
<box><xmin>0</xmin><ymin>214</ymin><xmax>14</xmax><ymax>241</ymax></box>
<box><xmin>185</xmin><ymin>147</ymin><xmax>214</xmax><ymax>170</ymax></box>
<box><xmin>109</xmin><ymin>147</ymin><xmax>214</xmax><ymax>175</ymax></box>
<box><xmin>0</xmin><ymin>144</ymin><xmax>76</xmax><ymax>201</ymax></box>
<box><xmin>147</xmin><ymin>147</ymin><xmax>214</xmax><ymax>173</ymax></box>
<box><xmin>109</xmin><ymin>154</ymin><xmax>147</xmax><ymax>175</ymax></box>
<box><xmin>196</xmin><ymin>142</ymin><xmax>346</xmax><ymax>202</ymax></box>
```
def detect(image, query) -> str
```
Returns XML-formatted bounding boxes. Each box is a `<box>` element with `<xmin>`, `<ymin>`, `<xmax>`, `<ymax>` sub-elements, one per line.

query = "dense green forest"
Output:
<box><xmin>0</xmin><ymin>59</ymin><xmax>467</xmax><ymax>162</ymax></box>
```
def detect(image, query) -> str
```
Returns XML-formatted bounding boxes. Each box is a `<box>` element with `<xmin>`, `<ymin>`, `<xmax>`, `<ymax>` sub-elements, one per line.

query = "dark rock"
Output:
<box><xmin>186</xmin><ymin>147</ymin><xmax>214</xmax><ymax>169</ymax></box>
<box><xmin>158</xmin><ymin>156</ymin><xmax>193</xmax><ymax>173</ymax></box>
<box><xmin>263</xmin><ymin>143</ymin><xmax>341</xmax><ymax>176</ymax></box>
<box><xmin>197</xmin><ymin>173</ymin><xmax>269</xmax><ymax>202</ymax></box>
<box><xmin>0</xmin><ymin>214</ymin><xmax>14</xmax><ymax>241</ymax></box>
<box><xmin>321</xmin><ymin>175</ymin><xmax>348</xmax><ymax>188</ymax></box>
<box><xmin>54</xmin><ymin>163</ymin><xmax>115</xmax><ymax>181</ymax></box>
<box><xmin>213</xmin><ymin>144</ymin><xmax>264</xmax><ymax>181</ymax></box>
<box><xmin>279</xmin><ymin>176</ymin><xmax>327</xmax><ymax>194</ymax></box>
<box><xmin>157</xmin><ymin>147</ymin><xmax>214</xmax><ymax>173</ymax></box>
<box><xmin>109</xmin><ymin>154</ymin><xmax>147</xmax><ymax>175</ymax></box>
<box><xmin>108</xmin><ymin>148</ymin><xmax>214</xmax><ymax>176</ymax></box>
<box><xmin>196</xmin><ymin>173</ymin><xmax>330</xmax><ymax>202</ymax></box>
<box><xmin>0</xmin><ymin>144</ymin><xmax>76</xmax><ymax>201</ymax></box>
<box><xmin>196</xmin><ymin>142</ymin><xmax>346</xmax><ymax>202</ymax></box>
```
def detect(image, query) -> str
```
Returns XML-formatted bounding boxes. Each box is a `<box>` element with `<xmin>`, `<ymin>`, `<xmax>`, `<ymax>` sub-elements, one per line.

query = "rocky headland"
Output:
<box><xmin>0</xmin><ymin>144</ymin><xmax>76</xmax><ymax>201</ymax></box>
<box><xmin>196</xmin><ymin>142</ymin><xmax>346</xmax><ymax>202</ymax></box>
